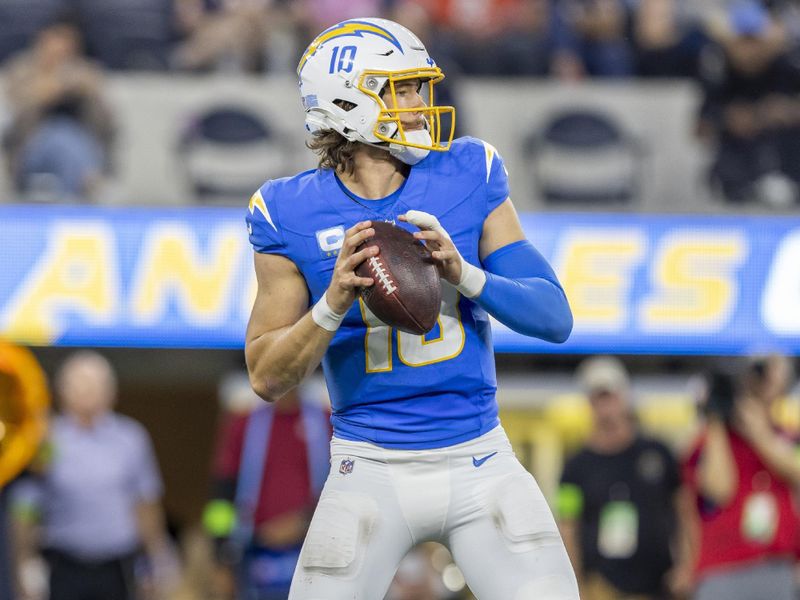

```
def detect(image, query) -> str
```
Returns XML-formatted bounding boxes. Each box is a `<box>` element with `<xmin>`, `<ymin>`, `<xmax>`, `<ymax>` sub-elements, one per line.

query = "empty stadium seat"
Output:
<box><xmin>177</xmin><ymin>105</ymin><xmax>289</xmax><ymax>203</ymax></box>
<box><xmin>524</xmin><ymin>109</ymin><xmax>643</xmax><ymax>205</ymax></box>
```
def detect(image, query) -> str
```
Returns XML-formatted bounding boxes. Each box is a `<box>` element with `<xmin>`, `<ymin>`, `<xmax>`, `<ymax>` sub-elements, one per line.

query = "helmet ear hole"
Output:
<box><xmin>333</xmin><ymin>99</ymin><xmax>358</xmax><ymax>112</ymax></box>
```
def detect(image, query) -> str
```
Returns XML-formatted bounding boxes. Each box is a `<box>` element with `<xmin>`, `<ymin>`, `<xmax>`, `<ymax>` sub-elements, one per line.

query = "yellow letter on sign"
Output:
<box><xmin>554</xmin><ymin>229</ymin><xmax>646</xmax><ymax>333</ymax></box>
<box><xmin>640</xmin><ymin>231</ymin><xmax>746</xmax><ymax>333</ymax></box>
<box><xmin>131</xmin><ymin>224</ymin><xmax>242</xmax><ymax>326</ymax></box>
<box><xmin>1</xmin><ymin>224</ymin><xmax>117</xmax><ymax>344</ymax></box>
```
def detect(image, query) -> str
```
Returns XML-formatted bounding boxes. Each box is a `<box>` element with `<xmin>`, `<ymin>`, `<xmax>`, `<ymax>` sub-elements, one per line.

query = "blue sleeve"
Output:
<box><xmin>246</xmin><ymin>181</ymin><xmax>288</xmax><ymax>256</ymax></box>
<box><xmin>475</xmin><ymin>240</ymin><xmax>573</xmax><ymax>343</ymax></box>
<box><xmin>482</xmin><ymin>140</ymin><xmax>510</xmax><ymax>216</ymax></box>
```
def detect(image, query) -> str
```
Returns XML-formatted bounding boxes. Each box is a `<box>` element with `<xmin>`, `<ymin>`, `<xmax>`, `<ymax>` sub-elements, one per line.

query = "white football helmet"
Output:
<box><xmin>297</xmin><ymin>18</ymin><xmax>455</xmax><ymax>161</ymax></box>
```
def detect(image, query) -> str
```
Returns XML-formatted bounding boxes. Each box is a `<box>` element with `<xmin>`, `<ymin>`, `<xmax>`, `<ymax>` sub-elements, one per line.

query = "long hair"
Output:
<box><xmin>306</xmin><ymin>130</ymin><xmax>360</xmax><ymax>175</ymax></box>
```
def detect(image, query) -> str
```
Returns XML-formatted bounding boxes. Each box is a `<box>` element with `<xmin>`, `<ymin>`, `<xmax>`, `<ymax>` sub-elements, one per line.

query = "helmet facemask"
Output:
<box><xmin>358</xmin><ymin>67</ymin><xmax>455</xmax><ymax>153</ymax></box>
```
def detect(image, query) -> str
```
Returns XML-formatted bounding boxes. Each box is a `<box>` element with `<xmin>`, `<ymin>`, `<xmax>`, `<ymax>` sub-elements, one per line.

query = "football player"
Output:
<box><xmin>245</xmin><ymin>17</ymin><xmax>579</xmax><ymax>599</ymax></box>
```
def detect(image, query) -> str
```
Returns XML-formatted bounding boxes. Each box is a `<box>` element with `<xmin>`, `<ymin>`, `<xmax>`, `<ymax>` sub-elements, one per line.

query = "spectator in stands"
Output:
<box><xmin>679</xmin><ymin>359</ymin><xmax>800</xmax><ymax>600</ymax></box>
<box><xmin>296</xmin><ymin>0</ymin><xmax>388</xmax><ymax>39</ymax></box>
<box><xmin>631</xmin><ymin>0</ymin><xmax>708</xmax><ymax>78</ymax></box>
<box><xmin>696</xmin><ymin>0</ymin><xmax>800</xmax><ymax>205</ymax></box>
<box><xmin>10</xmin><ymin>351</ymin><xmax>179</xmax><ymax>600</ymax></box>
<box><xmin>765</xmin><ymin>0</ymin><xmax>800</xmax><ymax>48</ymax></box>
<box><xmin>417</xmin><ymin>0</ymin><xmax>560</xmax><ymax>76</ymax></box>
<box><xmin>558</xmin><ymin>356</ymin><xmax>682</xmax><ymax>600</ymax></box>
<box><xmin>744</xmin><ymin>353</ymin><xmax>795</xmax><ymax>413</ymax></box>
<box><xmin>203</xmin><ymin>373</ymin><xmax>330</xmax><ymax>600</ymax></box>
<box><xmin>0</xmin><ymin>0</ymin><xmax>67</xmax><ymax>67</ymax></box>
<box><xmin>2</xmin><ymin>19</ymin><xmax>114</xmax><ymax>202</ymax></box>
<box><xmin>74</xmin><ymin>0</ymin><xmax>175</xmax><ymax>70</ymax></box>
<box><xmin>554</xmin><ymin>0</ymin><xmax>635</xmax><ymax>78</ymax></box>
<box><xmin>172</xmin><ymin>0</ymin><xmax>277</xmax><ymax>73</ymax></box>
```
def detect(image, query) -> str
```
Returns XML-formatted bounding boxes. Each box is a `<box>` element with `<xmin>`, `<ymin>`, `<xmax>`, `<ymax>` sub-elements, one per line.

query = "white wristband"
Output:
<box><xmin>456</xmin><ymin>261</ymin><xmax>487</xmax><ymax>299</ymax></box>
<box><xmin>311</xmin><ymin>292</ymin><xmax>346</xmax><ymax>332</ymax></box>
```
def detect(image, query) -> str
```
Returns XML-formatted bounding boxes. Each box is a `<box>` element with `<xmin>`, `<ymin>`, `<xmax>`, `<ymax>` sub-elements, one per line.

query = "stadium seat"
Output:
<box><xmin>177</xmin><ymin>105</ymin><xmax>289</xmax><ymax>203</ymax></box>
<box><xmin>523</xmin><ymin>109</ymin><xmax>643</xmax><ymax>205</ymax></box>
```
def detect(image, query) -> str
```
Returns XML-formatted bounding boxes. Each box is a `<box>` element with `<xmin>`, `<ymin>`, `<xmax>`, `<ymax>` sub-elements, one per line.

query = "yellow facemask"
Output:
<box><xmin>357</xmin><ymin>67</ymin><xmax>456</xmax><ymax>152</ymax></box>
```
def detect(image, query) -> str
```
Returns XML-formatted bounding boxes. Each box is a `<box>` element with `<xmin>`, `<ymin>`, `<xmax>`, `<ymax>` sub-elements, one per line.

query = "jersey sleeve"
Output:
<box><xmin>481</xmin><ymin>140</ymin><xmax>510</xmax><ymax>216</ymax></box>
<box><xmin>246</xmin><ymin>181</ymin><xmax>288</xmax><ymax>256</ymax></box>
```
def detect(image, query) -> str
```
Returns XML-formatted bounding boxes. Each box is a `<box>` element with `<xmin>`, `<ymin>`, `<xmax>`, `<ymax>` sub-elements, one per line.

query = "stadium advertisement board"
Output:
<box><xmin>0</xmin><ymin>205</ymin><xmax>798</xmax><ymax>355</ymax></box>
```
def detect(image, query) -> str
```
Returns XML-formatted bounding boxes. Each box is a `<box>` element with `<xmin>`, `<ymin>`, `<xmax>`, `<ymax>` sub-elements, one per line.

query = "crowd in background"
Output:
<box><xmin>1</xmin><ymin>0</ymin><xmax>798</xmax><ymax>78</ymax></box>
<box><xmin>3</xmin><ymin>350</ymin><xmax>799</xmax><ymax>600</ymax></box>
<box><xmin>1</xmin><ymin>0</ymin><xmax>800</xmax><ymax>204</ymax></box>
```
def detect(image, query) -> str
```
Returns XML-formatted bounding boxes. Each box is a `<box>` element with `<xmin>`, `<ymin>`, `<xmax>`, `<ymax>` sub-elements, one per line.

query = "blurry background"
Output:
<box><xmin>0</xmin><ymin>0</ymin><xmax>799</xmax><ymax>598</ymax></box>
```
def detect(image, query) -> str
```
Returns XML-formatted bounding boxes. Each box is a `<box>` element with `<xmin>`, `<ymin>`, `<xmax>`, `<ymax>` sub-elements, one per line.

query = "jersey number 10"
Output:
<box><xmin>359</xmin><ymin>285</ymin><xmax>466</xmax><ymax>372</ymax></box>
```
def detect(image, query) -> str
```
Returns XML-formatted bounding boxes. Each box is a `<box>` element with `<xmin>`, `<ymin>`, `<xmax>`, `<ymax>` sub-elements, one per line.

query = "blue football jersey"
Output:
<box><xmin>246</xmin><ymin>137</ymin><xmax>510</xmax><ymax>449</ymax></box>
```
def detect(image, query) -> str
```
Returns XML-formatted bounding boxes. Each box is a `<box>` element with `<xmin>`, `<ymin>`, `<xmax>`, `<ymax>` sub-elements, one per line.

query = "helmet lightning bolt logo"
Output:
<box><xmin>297</xmin><ymin>20</ymin><xmax>404</xmax><ymax>75</ymax></box>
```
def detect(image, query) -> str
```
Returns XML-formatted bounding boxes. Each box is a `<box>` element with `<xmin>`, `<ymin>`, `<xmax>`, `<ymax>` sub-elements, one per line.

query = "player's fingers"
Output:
<box><xmin>403</xmin><ymin>210</ymin><xmax>441</xmax><ymax>231</ymax></box>
<box><xmin>413</xmin><ymin>230</ymin><xmax>447</xmax><ymax>243</ymax></box>
<box><xmin>338</xmin><ymin>273</ymin><xmax>373</xmax><ymax>289</ymax></box>
<box><xmin>414</xmin><ymin>230</ymin><xmax>454</xmax><ymax>253</ymax></box>
<box><xmin>346</xmin><ymin>245</ymin><xmax>379</xmax><ymax>271</ymax></box>
<box><xmin>345</xmin><ymin>221</ymin><xmax>372</xmax><ymax>238</ymax></box>
<box><xmin>354</xmin><ymin>276</ymin><xmax>374</xmax><ymax>287</ymax></box>
<box><xmin>340</xmin><ymin>226</ymin><xmax>375</xmax><ymax>257</ymax></box>
<box><xmin>432</xmin><ymin>249</ymin><xmax>459</xmax><ymax>262</ymax></box>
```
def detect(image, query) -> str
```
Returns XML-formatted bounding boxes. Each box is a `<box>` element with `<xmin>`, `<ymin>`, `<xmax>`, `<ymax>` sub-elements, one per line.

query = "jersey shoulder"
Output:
<box><xmin>246</xmin><ymin>169</ymin><xmax>324</xmax><ymax>254</ymax></box>
<box><xmin>430</xmin><ymin>136</ymin><xmax>509</xmax><ymax>212</ymax></box>
<box><xmin>437</xmin><ymin>136</ymin><xmax>505</xmax><ymax>181</ymax></box>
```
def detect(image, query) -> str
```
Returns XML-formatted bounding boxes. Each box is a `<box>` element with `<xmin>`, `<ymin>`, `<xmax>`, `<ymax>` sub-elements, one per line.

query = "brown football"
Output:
<box><xmin>355</xmin><ymin>221</ymin><xmax>441</xmax><ymax>334</ymax></box>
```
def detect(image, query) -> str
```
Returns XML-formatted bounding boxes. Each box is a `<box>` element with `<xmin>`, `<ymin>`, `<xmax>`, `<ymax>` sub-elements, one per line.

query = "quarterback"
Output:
<box><xmin>245</xmin><ymin>17</ymin><xmax>579</xmax><ymax>600</ymax></box>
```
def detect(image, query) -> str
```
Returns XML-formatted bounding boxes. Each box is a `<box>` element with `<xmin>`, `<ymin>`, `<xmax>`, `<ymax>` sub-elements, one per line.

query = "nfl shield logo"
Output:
<box><xmin>339</xmin><ymin>458</ymin><xmax>355</xmax><ymax>475</ymax></box>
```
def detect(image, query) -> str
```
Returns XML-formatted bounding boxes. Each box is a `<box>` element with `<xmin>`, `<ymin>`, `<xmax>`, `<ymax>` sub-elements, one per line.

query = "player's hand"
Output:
<box><xmin>325</xmin><ymin>221</ymin><xmax>377</xmax><ymax>314</ymax></box>
<box><xmin>400</xmin><ymin>210</ymin><xmax>462</xmax><ymax>285</ymax></box>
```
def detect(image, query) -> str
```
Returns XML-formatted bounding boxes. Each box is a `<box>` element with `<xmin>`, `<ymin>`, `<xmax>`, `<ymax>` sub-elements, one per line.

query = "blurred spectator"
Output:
<box><xmin>9</xmin><ymin>351</ymin><xmax>179</xmax><ymax>600</ymax></box>
<box><xmin>416</xmin><ymin>0</ymin><xmax>560</xmax><ymax>76</ymax></box>
<box><xmin>557</xmin><ymin>356</ymin><xmax>682</xmax><ymax>600</ymax></box>
<box><xmin>555</xmin><ymin>0</ymin><xmax>635</xmax><ymax>78</ymax></box>
<box><xmin>631</xmin><ymin>0</ymin><xmax>708</xmax><ymax>78</ymax></box>
<box><xmin>696</xmin><ymin>0</ymin><xmax>800</xmax><ymax>206</ymax></box>
<box><xmin>679</xmin><ymin>358</ymin><xmax>799</xmax><ymax>600</ymax></box>
<box><xmin>2</xmin><ymin>19</ymin><xmax>114</xmax><ymax>202</ymax></box>
<box><xmin>767</xmin><ymin>0</ymin><xmax>800</xmax><ymax>47</ymax></box>
<box><xmin>0</xmin><ymin>0</ymin><xmax>68</xmax><ymax>67</ymax></box>
<box><xmin>172</xmin><ymin>0</ymin><xmax>277</xmax><ymax>72</ymax></box>
<box><xmin>74</xmin><ymin>0</ymin><xmax>175</xmax><ymax>70</ymax></box>
<box><xmin>295</xmin><ymin>0</ymin><xmax>388</xmax><ymax>38</ymax></box>
<box><xmin>203</xmin><ymin>373</ymin><xmax>330</xmax><ymax>600</ymax></box>
<box><xmin>744</xmin><ymin>353</ymin><xmax>795</xmax><ymax>412</ymax></box>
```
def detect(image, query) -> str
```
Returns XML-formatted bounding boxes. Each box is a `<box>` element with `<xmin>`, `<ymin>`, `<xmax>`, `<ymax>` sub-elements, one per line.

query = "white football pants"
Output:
<box><xmin>288</xmin><ymin>425</ymin><xmax>579</xmax><ymax>600</ymax></box>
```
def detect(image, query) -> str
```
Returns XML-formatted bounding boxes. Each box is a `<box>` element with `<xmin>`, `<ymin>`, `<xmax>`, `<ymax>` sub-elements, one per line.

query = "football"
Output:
<box><xmin>355</xmin><ymin>221</ymin><xmax>442</xmax><ymax>334</ymax></box>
